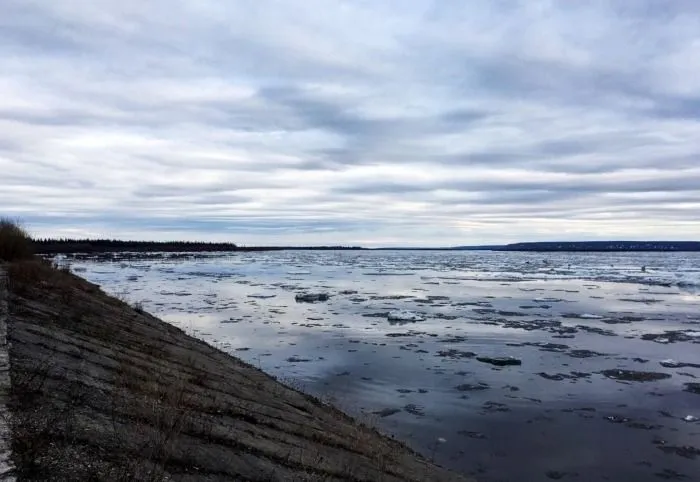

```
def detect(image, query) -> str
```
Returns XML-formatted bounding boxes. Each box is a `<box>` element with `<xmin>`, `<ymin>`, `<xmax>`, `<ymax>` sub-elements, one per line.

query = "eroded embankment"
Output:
<box><xmin>2</xmin><ymin>261</ymin><xmax>470</xmax><ymax>481</ymax></box>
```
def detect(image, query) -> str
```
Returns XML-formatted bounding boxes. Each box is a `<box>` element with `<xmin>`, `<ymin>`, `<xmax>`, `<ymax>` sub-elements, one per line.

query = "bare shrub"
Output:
<box><xmin>0</xmin><ymin>218</ymin><xmax>34</xmax><ymax>261</ymax></box>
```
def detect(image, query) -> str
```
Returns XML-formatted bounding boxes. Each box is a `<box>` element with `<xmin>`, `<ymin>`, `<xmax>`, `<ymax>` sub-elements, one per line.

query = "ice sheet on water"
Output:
<box><xmin>387</xmin><ymin>310</ymin><xmax>426</xmax><ymax>322</ymax></box>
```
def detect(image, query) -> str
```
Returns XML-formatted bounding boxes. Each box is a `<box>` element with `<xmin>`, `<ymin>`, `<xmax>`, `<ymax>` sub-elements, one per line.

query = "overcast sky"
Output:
<box><xmin>2</xmin><ymin>1</ymin><xmax>700</xmax><ymax>246</ymax></box>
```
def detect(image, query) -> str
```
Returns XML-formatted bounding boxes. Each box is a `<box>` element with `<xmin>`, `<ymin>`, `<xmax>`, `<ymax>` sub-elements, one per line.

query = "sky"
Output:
<box><xmin>2</xmin><ymin>1</ymin><xmax>700</xmax><ymax>247</ymax></box>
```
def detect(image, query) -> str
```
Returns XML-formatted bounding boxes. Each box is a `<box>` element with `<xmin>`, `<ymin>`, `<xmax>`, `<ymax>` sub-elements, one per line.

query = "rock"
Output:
<box><xmin>602</xmin><ymin>369</ymin><xmax>671</xmax><ymax>382</ymax></box>
<box><xmin>476</xmin><ymin>356</ymin><xmax>522</xmax><ymax>367</ymax></box>
<box><xmin>294</xmin><ymin>293</ymin><xmax>329</xmax><ymax>303</ymax></box>
<box><xmin>387</xmin><ymin>310</ymin><xmax>425</xmax><ymax>323</ymax></box>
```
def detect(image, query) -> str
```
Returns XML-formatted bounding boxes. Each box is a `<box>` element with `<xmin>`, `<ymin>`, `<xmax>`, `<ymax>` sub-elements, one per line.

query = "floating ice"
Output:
<box><xmin>476</xmin><ymin>356</ymin><xmax>522</xmax><ymax>367</ymax></box>
<box><xmin>387</xmin><ymin>310</ymin><xmax>426</xmax><ymax>322</ymax></box>
<box><xmin>660</xmin><ymin>359</ymin><xmax>682</xmax><ymax>368</ymax></box>
<box><xmin>295</xmin><ymin>293</ymin><xmax>330</xmax><ymax>303</ymax></box>
<box><xmin>684</xmin><ymin>415</ymin><xmax>699</xmax><ymax>422</ymax></box>
<box><xmin>579</xmin><ymin>313</ymin><xmax>604</xmax><ymax>319</ymax></box>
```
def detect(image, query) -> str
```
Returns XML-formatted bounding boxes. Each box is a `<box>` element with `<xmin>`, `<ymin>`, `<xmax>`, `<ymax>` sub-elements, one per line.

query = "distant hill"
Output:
<box><xmin>495</xmin><ymin>241</ymin><xmax>700</xmax><ymax>252</ymax></box>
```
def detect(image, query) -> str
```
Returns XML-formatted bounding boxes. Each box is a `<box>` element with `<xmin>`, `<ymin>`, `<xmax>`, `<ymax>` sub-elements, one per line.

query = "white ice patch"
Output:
<box><xmin>684</xmin><ymin>415</ymin><xmax>699</xmax><ymax>422</ymax></box>
<box><xmin>579</xmin><ymin>313</ymin><xmax>604</xmax><ymax>319</ymax></box>
<box><xmin>387</xmin><ymin>310</ymin><xmax>426</xmax><ymax>322</ymax></box>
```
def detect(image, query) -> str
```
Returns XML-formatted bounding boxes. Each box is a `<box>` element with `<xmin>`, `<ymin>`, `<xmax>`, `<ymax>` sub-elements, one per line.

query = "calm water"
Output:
<box><xmin>70</xmin><ymin>250</ymin><xmax>700</xmax><ymax>481</ymax></box>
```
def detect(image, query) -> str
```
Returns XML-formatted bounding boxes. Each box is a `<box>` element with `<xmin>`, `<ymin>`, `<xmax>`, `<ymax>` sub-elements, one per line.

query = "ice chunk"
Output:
<box><xmin>295</xmin><ymin>293</ymin><xmax>330</xmax><ymax>303</ymax></box>
<box><xmin>660</xmin><ymin>359</ymin><xmax>682</xmax><ymax>368</ymax></box>
<box><xmin>476</xmin><ymin>356</ymin><xmax>522</xmax><ymax>367</ymax></box>
<box><xmin>387</xmin><ymin>310</ymin><xmax>425</xmax><ymax>322</ymax></box>
<box><xmin>684</xmin><ymin>415</ymin><xmax>698</xmax><ymax>422</ymax></box>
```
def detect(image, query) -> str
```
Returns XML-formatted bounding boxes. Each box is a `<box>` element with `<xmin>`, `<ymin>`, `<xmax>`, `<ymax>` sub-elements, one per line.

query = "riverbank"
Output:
<box><xmin>1</xmin><ymin>260</ymin><xmax>469</xmax><ymax>481</ymax></box>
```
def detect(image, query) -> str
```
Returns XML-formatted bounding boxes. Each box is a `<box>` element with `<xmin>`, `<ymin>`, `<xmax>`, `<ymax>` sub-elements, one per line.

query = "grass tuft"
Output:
<box><xmin>0</xmin><ymin>218</ymin><xmax>34</xmax><ymax>261</ymax></box>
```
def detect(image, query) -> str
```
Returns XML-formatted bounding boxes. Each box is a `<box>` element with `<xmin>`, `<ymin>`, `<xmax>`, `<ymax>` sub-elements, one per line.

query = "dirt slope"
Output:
<box><xmin>3</xmin><ymin>261</ymin><xmax>471</xmax><ymax>482</ymax></box>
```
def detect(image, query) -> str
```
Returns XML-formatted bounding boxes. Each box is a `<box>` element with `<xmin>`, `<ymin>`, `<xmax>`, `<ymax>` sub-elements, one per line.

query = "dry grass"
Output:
<box><xmin>0</xmin><ymin>218</ymin><xmax>34</xmax><ymax>262</ymax></box>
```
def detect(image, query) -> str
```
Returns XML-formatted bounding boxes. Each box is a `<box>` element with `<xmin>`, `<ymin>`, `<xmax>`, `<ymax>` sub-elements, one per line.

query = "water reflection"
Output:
<box><xmin>73</xmin><ymin>250</ymin><xmax>700</xmax><ymax>481</ymax></box>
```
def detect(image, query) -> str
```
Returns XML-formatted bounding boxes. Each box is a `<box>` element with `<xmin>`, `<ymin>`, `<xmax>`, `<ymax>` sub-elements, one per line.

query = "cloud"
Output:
<box><xmin>1</xmin><ymin>0</ymin><xmax>699</xmax><ymax>246</ymax></box>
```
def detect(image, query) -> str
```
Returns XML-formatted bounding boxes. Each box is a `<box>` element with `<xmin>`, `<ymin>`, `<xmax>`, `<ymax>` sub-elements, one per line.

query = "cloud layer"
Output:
<box><xmin>2</xmin><ymin>0</ymin><xmax>699</xmax><ymax>245</ymax></box>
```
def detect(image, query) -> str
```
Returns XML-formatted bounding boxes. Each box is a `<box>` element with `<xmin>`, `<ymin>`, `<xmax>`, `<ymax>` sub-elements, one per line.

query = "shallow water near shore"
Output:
<box><xmin>71</xmin><ymin>250</ymin><xmax>700</xmax><ymax>481</ymax></box>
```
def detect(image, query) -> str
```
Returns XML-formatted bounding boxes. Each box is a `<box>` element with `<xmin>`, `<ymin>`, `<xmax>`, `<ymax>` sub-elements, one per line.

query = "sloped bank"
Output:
<box><xmin>2</xmin><ymin>260</ymin><xmax>470</xmax><ymax>481</ymax></box>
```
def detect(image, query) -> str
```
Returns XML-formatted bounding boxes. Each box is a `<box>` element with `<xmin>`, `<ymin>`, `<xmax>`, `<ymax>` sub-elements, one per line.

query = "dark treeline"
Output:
<box><xmin>34</xmin><ymin>238</ymin><xmax>364</xmax><ymax>254</ymax></box>
<box><xmin>35</xmin><ymin>238</ymin><xmax>239</xmax><ymax>254</ymax></box>
<box><xmin>497</xmin><ymin>241</ymin><xmax>700</xmax><ymax>252</ymax></box>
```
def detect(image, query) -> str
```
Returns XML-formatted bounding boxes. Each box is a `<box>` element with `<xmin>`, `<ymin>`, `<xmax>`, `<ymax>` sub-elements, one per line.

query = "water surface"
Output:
<box><xmin>71</xmin><ymin>250</ymin><xmax>700</xmax><ymax>481</ymax></box>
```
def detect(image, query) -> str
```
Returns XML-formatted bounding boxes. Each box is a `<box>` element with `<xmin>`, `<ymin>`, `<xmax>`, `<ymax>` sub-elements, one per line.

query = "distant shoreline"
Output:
<box><xmin>34</xmin><ymin>239</ymin><xmax>364</xmax><ymax>254</ymax></box>
<box><xmin>489</xmin><ymin>241</ymin><xmax>700</xmax><ymax>252</ymax></box>
<box><xmin>33</xmin><ymin>239</ymin><xmax>700</xmax><ymax>254</ymax></box>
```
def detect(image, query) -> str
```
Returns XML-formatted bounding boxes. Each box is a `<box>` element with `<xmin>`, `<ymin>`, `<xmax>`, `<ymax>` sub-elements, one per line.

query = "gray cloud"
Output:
<box><xmin>1</xmin><ymin>0</ymin><xmax>699</xmax><ymax>246</ymax></box>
